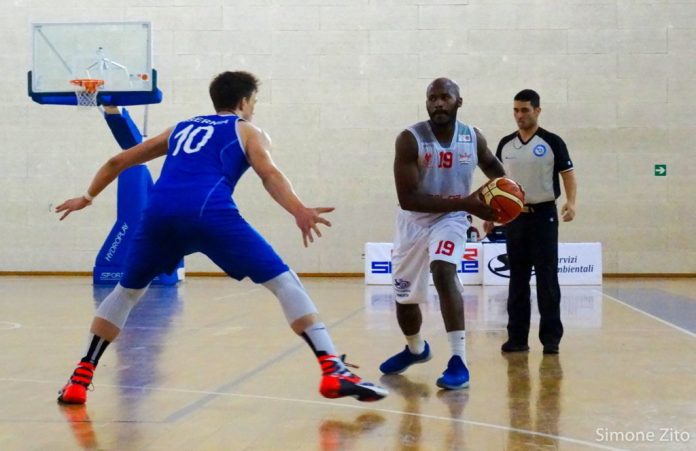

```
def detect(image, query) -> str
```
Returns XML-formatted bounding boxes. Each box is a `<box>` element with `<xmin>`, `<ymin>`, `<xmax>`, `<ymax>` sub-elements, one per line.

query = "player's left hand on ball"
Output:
<box><xmin>466</xmin><ymin>190</ymin><xmax>499</xmax><ymax>222</ymax></box>
<box><xmin>296</xmin><ymin>207</ymin><xmax>334</xmax><ymax>247</ymax></box>
<box><xmin>55</xmin><ymin>197</ymin><xmax>92</xmax><ymax>221</ymax></box>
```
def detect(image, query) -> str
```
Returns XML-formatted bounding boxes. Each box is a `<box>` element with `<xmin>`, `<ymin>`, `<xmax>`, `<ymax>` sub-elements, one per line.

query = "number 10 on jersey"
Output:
<box><xmin>172</xmin><ymin>124</ymin><xmax>214</xmax><ymax>156</ymax></box>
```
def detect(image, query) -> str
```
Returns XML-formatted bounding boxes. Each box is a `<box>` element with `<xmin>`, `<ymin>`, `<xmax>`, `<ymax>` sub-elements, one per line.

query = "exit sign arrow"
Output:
<box><xmin>654</xmin><ymin>164</ymin><xmax>667</xmax><ymax>176</ymax></box>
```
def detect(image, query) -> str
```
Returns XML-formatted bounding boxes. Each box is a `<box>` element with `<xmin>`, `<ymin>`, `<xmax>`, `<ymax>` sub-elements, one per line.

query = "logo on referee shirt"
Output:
<box><xmin>533</xmin><ymin>144</ymin><xmax>547</xmax><ymax>157</ymax></box>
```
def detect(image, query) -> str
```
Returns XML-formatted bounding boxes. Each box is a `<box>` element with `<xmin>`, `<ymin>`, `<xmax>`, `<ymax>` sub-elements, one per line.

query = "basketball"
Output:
<box><xmin>480</xmin><ymin>177</ymin><xmax>525</xmax><ymax>224</ymax></box>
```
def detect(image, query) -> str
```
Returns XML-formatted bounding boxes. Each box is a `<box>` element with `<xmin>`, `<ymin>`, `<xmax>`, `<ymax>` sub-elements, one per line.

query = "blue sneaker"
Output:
<box><xmin>379</xmin><ymin>341</ymin><xmax>432</xmax><ymax>375</ymax></box>
<box><xmin>436</xmin><ymin>356</ymin><xmax>470</xmax><ymax>390</ymax></box>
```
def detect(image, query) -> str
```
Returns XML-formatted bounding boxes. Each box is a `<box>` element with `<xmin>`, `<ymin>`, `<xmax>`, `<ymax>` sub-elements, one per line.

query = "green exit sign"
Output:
<box><xmin>654</xmin><ymin>164</ymin><xmax>667</xmax><ymax>176</ymax></box>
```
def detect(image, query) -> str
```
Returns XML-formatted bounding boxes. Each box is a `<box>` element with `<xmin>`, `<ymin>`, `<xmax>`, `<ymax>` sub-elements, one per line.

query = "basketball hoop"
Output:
<box><xmin>70</xmin><ymin>78</ymin><xmax>104</xmax><ymax>108</ymax></box>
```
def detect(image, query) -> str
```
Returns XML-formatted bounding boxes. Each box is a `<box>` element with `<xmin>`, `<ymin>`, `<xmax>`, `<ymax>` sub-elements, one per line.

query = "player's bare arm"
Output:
<box><xmin>55</xmin><ymin>127</ymin><xmax>172</xmax><ymax>220</ymax></box>
<box><xmin>394</xmin><ymin>130</ymin><xmax>498</xmax><ymax>221</ymax></box>
<box><xmin>241</xmin><ymin>121</ymin><xmax>333</xmax><ymax>247</ymax></box>
<box><xmin>560</xmin><ymin>169</ymin><xmax>577</xmax><ymax>222</ymax></box>
<box><xmin>475</xmin><ymin>129</ymin><xmax>506</xmax><ymax>234</ymax></box>
<box><xmin>474</xmin><ymin>128</ymin><xmax>505</xmax><ymax>179</ymax></box>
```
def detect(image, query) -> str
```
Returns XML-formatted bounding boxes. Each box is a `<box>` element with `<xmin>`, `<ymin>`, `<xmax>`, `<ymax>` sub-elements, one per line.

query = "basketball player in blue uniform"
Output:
<box><xmin>55</xmin><ymin>71</ymin><xmax>387</xmax><ymax>405</ymax></box>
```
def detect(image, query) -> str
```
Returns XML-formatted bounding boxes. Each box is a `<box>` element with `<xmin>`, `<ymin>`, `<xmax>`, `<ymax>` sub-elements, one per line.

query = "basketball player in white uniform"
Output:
<box><xmin>380</xmin><ymin>78</ymin><xmax>505</xmax><ymax>390</ymax></box>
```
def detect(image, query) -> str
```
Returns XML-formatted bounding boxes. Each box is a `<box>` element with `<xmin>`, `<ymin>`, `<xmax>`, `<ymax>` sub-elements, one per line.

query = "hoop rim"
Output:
<box><xmin>70</xmin><ymin>78</ymin><xmax>105</xmax><ymax>94</ymax></box>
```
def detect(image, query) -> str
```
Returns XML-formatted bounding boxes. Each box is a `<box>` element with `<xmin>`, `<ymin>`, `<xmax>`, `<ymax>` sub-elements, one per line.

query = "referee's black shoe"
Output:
<box><xmin>501</xmin><ymin>341</ymin><xmax>530</xmax><ymax>353</ymax></box>
<box><xmin>543</xmin><ymin>344</ymin><xmax>559</xmax><ymax>355</ymax></box>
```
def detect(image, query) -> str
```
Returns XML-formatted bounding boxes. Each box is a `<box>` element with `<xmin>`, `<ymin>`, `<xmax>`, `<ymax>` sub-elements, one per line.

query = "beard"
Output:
<box><xmin>429</xmin><ymin>110</ymin><xmax>454</xmax><ymax>125</ymax></box>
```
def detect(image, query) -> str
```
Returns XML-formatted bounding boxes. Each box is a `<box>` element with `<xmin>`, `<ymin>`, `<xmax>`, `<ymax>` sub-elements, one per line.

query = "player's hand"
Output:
<box><xmin>482</xmin><ymin>220</ymin><xmax>495</xmax><ymax>235</ymax></box>
<box><xmin>295</xmin><ymin>207</ymin><xmax>334</xmax><ymax>247</ymax></box>
<box><xmin>55</xmin><ymin>196</ymin><xmax>92</xmax><ymax>221</ymax></box>
<box><xmin>464</xmin><ymin>190</ymin><xmax>499</xmax><ymax>222</ymax></box>
<box><xmin>561</xmin><ymin>202</ymin><xmax>575</xmax><ymax>222</ymax></box>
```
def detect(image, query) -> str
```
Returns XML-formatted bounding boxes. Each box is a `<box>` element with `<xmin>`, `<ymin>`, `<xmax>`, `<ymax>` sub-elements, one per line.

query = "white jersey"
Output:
<box><xmin>399</xmin><ymin>120</ymin><xmax>478</xmax><ymax>226</ymax></box>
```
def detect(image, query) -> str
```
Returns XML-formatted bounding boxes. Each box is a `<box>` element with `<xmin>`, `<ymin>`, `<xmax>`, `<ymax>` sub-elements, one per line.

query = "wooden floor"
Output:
<box><xmin>0</xmin><ymin>276</ymin><xmax>694</xmax><ymax>450</ymax></box>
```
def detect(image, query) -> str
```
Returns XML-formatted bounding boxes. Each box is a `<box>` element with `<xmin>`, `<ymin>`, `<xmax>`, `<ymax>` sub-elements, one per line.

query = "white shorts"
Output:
<box><xmin>392</xmin><ymin>210</ymin><xmax>469</xmax><ymax>304</ymax></box>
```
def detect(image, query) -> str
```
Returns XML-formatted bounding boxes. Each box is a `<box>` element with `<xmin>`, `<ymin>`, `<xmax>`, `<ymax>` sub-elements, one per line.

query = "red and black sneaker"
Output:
<box><xmin>57</xmin><ymin>362</ymin><xmax>95</xmax><ymax>405</ymax></box>
<box><xmin>318</xmin><ymin>355</ymin><xmax>388</xmax><ymax>402</ymax></box>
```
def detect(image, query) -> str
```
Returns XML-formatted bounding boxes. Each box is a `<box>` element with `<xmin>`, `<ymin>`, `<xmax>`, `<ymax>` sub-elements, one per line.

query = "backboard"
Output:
<box><xmin>28</xmin><ymin>22</ymin><xmax>162</xmax><ymax>106</ymax></box>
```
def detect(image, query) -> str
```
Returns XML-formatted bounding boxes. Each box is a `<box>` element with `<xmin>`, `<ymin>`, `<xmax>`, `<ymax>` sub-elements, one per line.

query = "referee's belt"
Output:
<box><xmin>520</xmin><ymin>201</ymin><xmax>556</xmax><ymax>213</ymax></box>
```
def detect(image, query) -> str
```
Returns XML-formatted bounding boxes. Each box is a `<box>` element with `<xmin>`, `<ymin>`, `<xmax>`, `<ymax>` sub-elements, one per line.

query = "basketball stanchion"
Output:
<box><xmin>28</xmin><ymin>22</ymin><xmax>174</xmax><ymax>285</ymax></box>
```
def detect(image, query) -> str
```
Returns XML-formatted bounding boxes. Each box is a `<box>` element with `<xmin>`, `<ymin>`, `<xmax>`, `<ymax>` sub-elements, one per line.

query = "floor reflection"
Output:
<box><xmin>364</xmin><ymin>285</ymin><xmax>603</xmax><ymax>330</ymax></box>
<box><xmin>58</xmin><ymin>404</ymin><xmax>98</xmax><ymax>450</ymax></box>
<box><xmin>379</xmin><ymin>375</ymin><xmax>431</xmax><ymax>450</ymax></box>
<box><xmin>380</xmin><ymin>374</ymin><xmax>472</xmax><ymax>450</ymax></box>
<box><xmin>92</xmin><ymin>285</ymin><xmax>184</xmax><ymax>395</ymax></box>
<box><xmin>437</xmin><ymin>389</ymin><xmax>469</xmax><ymax>450</ymax></box>
<box><xmin>73</xmin><ymin>285</ymin><xmax>184</xmax><ymax>449</ymax></box>
<box><xmin>318</xmin><ymin>412</ymin><xmax>386</xmax><ymax>451</ymax></box>
<box><xmin>504</xmin><ymin>353</ymin><xmax>563</xmax><ymax>450</ymax></box>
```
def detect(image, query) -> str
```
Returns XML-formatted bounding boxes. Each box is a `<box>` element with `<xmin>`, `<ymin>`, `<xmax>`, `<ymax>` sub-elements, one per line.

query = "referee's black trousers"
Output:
<box><xmin>505</xmin><ymin>202</ymin><xmax>563</xmax><ymax>347</ymax></box>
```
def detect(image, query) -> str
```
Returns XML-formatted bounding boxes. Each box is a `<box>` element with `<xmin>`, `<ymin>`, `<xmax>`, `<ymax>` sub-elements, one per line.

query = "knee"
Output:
<box><xmin>95</xmin><ymin>284</ymin><xmax>147</xmax><ymax>330</ymax></box>
<box><xmin>396</xmin><ymin>302</ymin><xmax>420</xmax><ymax>316</ymax></box>
<box><xmin>262</xmin><ymin>271</ymin><xmax>318</xmax><ymax>324</ymax></box>
<box><xmin>119</xmin><ymin>286</ymin><xmax>147</xmax><ymax>307</ymax></box>
<box><xmin>105</xmin><ymin>284</ymin><xmax>147</xmax><ymax>309</ymax></box>
<box><xmin>430</xmin><ymin>261</ymin><xmax>457</xmax><ymax>289</ymax></box>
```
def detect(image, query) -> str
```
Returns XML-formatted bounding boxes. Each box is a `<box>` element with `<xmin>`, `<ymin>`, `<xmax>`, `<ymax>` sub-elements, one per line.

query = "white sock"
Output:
<box><xmin>302</xmin><ymin>323</ymin><xmax>338</xmax><ymax>357</ymax></box>
<box><xmin>406</xmin><ymin>333</ymin><xmax>425</xmax><ymax>354</ymax></box>
<box><xmin>448</xmin><ymin>330</ymin><xmax>467</xmax><ymax>365</ymax></box>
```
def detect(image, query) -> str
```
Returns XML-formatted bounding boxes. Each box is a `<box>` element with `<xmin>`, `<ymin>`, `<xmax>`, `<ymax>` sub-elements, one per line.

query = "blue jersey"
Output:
<box><xmin>148</xmin><ymin>114</ymin><xmax>249</xmax><ymax>216</ymax></box>
<box><xmin>120</xmin><ymin>113</ymin><xmax>289</xmax><ymax>288</ymax></box>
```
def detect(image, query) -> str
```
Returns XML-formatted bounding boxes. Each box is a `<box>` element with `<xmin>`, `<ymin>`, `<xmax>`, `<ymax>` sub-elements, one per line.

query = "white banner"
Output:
<box><xmin>365</xmin><ymin>242</ymin><xmax>602</xmax><ymax>286</ymax></box>
<box><xmin>482</xmin><ymin>242</ymin><xmax>602</xmax><ymax>285</ymax></box>
<box><xmin>364</xmin><ymin>242</ymin><xmax>483</xmax><ymax>285</ymax></box>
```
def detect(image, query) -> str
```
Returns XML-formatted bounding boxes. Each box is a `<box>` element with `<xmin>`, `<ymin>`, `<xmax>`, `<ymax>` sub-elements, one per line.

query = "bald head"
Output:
<box><xmin>426</xmin><ymin>77</ymin><xmax>462</xmax><ymax>125</ymax></box>
<box><xmin>427</xmin><ymin>78</ymin><xmax>460</xmax><ymax>98</ymax></box>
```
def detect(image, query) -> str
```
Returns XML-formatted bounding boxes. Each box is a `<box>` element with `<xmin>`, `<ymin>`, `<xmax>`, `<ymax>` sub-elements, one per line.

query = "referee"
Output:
<box><xmin>487</xmin><ymin>89</ymin><xmax>577</xmax><ymax>354</ymax></box>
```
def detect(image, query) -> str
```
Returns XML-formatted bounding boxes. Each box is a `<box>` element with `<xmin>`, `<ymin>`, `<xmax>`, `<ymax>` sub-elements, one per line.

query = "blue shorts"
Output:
<box><xmin>120</xmin><ymin>209</ymin><xmax>289</xmax><ymax>289</ymax></box>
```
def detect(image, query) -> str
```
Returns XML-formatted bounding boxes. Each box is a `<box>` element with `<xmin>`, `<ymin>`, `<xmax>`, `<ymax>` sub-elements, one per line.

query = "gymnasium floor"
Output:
<box><xmin>0</xmin><ymin>276</ymin><xmax>693</xmax><ymax>450</ymax></box>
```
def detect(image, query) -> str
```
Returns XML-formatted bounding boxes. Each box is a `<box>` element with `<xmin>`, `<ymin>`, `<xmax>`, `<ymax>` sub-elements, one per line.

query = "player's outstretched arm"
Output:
<box><xmin>394</xmin><ymin>130</ymin><xmax>498</xmax><ymax>221</ymax></box>
<box><xmin>55</xmin><ymin>127</ymin><xmax>172</xmax><ymax>220</ymax></box>
<box><xmin>241</xmin><ymin>122</ymin><xmax>333</xmax><ymax>247</ymax></box>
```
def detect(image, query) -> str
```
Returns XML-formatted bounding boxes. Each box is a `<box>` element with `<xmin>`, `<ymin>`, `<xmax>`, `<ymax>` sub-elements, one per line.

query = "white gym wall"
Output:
<box><xmin>1</xmin><ymin>0</ymin><xmax>694</xmax><ymax>274</ymax></box>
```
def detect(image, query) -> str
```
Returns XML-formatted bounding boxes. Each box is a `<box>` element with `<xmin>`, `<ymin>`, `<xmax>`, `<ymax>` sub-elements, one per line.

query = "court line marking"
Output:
<box><xmin>599</xmin><ymin>290</ymin><xmax>696</xmax><ymax>339</ymax></box>
<box><xmin>0</xmin><ymin>377</ymin><xmax>625</xmax><ymax>451</ymax></box>
<box><xmin>162</xmin><ymin>305</ymin><xmax>367</xmax><ymax>422</ymax></box>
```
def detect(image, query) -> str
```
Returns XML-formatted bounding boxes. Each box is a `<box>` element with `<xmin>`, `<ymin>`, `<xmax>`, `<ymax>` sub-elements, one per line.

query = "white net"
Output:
<box><xmin>74</xmin><ymin>88</ymin><xmax>99</xmax><ymax>108</ymax></box>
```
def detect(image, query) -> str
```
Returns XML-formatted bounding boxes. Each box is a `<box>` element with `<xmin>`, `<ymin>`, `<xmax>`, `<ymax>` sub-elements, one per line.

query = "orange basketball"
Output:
<box><xmin>480</xmin><ymin>177</ymin><xmax>525</xmax><ymax>224</ymax></box>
